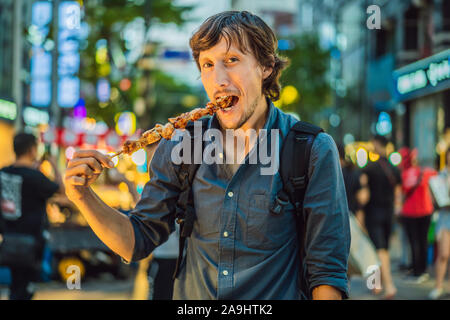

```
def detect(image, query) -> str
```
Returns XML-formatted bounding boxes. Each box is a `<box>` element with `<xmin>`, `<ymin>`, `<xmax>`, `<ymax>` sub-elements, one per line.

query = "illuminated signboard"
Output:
<box><xmin>30</xmin><ymin>2</ymin><xmax>53</xmax><ymax>108</ymax></box>
<box><xmin>31</xmin><ymin>79</ymin><xmax>52</xmax><ymax>107</ymax></box>
<box><xmin>58</xmin><ymin>76</ymin><xmax>80</xmax><ymax>107</ymax></box>
<box><xmin>58</xmin><ymin>1</ymin><xmax>80</xmax><ymax>108</ymax></box>
<box><xmin>393</xmin><ymin>49</ymin><xmax>450</xmax><ymax>101</ymax></box>
<box><xmin>23</xmin><ymin>107</ymin><xmax>49</xmax><ymax>126</ymax></box>
<box><xmin>0</xmin><ymin>99</ymin><xmax>17</xmax><ymax>122</ymax></box>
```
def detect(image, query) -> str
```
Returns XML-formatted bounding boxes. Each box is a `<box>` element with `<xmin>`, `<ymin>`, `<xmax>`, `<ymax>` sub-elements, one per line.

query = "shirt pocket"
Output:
<box><xmin>245</xmin><ymin>193</ymin><xmax>295</xmax><ymax>249</ymax></box>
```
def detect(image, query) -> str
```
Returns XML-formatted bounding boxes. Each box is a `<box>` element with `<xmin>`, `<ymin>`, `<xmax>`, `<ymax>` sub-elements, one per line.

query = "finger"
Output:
<box><xmin>65</xmin><ymin>163</ymin><xmax>95</xmax><ymax>179</ymax></box>
<box><xmin>72</xmin><ymin>150</ymin><xmax>115</xmax><ymax>168</ymax></box>
<box><xmin>67</xmin><ymin>157</ymin><xmax>103</xmax><ymax>174</ymax></box>
<box><xmin>65</xmin><ymin>175</ymin><xmax>86</xmax><ymax>186</ymax></box>
<box><xmin>85</xmin><ymin>173</ymin><xmax>100</xmax><ymax>186</ymax></box>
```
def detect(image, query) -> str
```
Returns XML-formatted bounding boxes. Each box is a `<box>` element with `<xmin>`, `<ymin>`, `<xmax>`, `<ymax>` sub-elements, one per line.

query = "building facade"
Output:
<box><xmin>367</xmin><ymin>0</ymin><xmax>450</xmax><ymax>168</ymax></box>
<box><xmin>326</xmin><ymin>0</ymin><xmax>449</xmax><ymax>168</ymax></box>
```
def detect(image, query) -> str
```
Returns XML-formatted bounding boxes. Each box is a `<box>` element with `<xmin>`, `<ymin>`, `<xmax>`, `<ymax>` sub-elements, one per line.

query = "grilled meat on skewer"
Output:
<box><xmin>112</xmin><ymin>96</ymin><xmax>234</xmax><ymax>157</ymax></box>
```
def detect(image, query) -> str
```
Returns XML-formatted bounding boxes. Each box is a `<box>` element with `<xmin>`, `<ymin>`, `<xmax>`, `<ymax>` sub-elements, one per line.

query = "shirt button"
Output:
<box><xmin>223</xmin><ymin>231</ymin><xmax>229</xmax><ymax>237</ymax></box>
<box><xmin>222</xmin><ymin>270</ymin><xmax>229</xmax><ymax>276</ymax></box>
<box><xmin>228</xmin><ymin>191</ymin><xmax>233</xmax><ymax>198</ymax></box>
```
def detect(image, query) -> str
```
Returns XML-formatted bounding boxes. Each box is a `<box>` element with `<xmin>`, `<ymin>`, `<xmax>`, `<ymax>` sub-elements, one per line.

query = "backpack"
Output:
<box><xmin>171</xmin><ymin>116</ymin><xmax>323</xmax><ymax>299</ymax></box>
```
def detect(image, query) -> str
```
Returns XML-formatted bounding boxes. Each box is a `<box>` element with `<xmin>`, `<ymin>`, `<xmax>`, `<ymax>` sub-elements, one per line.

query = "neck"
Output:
<box><xmin>238</xmin><ymin>96</ymin><xmax>269</xmax><ymax>134</ymax></box>
<box><xmin>14</xmin><ymin>157</ymin><xmax>34</xmax><ymax>168</ymax></box>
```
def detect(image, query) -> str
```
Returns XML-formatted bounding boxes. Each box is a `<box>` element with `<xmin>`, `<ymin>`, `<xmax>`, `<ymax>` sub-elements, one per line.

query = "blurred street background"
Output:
<box><xmin>0</xmin><ymin>0</ymin><xmax>449</xmax><ymax>300</ymax></box>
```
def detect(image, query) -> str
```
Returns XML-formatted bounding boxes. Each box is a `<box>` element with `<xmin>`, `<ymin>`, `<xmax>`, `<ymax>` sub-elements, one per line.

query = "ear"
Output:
<box><xmin>262</xmin><ymin>57</ymin><xmax>275</xmax><ymax>80</ymax></box>
<box><xmin>262</xmin><ymin>65</ymin><xmax>273</xmax><ymax>80</ymax></box>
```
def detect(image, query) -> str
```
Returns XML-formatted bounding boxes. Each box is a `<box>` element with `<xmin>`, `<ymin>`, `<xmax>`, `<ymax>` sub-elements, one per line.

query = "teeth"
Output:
<box><xmin>216</xmin><ymin>95</ymin><xmax>229</xmax><ymax>102</ymax></box>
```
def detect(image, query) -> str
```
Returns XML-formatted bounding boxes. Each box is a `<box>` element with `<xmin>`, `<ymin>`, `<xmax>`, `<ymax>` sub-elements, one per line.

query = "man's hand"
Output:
<box><xmin>64</xmin><ymin>150</ymin><xmax>114</xmax><ymax>201</ymax></box>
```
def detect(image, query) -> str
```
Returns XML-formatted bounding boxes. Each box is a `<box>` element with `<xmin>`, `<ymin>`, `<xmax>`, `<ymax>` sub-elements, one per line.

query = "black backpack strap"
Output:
<box><xmin>271</xmin><ymin>120</ymin><xmax>323</xmax><ymax>299</ymax></box>
<box><xmin>281</xmin><ymin>121</ymin><xmax>323</xmax><ymax>211</ymax></box>
<box><xmin>271</xmin><ymin>121</ymin><xmax>323</xmax><ymax>216</ymax></box>
<box><xmin>172</xmin><ymin>116</ymin><xmax>210</xmax><ymax>279</ymax></box>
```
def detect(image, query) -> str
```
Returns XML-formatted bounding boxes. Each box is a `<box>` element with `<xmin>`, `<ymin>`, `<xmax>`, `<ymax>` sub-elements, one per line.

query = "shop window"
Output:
<box><xmin>444</xmin><ymin>91</ymin><xmax>450</xmax><ymax>130</ymax></box>
<box><xmin>375</xmin><ymin>21</ymin><xmax>395</xmax><ymax>58</ymax></box>
<box><xmin>443</xmin><ymin>0</ymin><xmax>450</xmax><ymax>31</ymax></box>
<box><xmin>404</xmin><ymin>6</ymin><xmax>419</xmax><ymax>51</ymax></box>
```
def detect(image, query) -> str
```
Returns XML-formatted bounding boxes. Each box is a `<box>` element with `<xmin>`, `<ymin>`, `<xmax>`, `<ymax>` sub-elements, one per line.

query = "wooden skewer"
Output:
<box><xmin>109</xmin><ymin>150</ymin><xmax>123</xmax><ymax>159</ymax></box>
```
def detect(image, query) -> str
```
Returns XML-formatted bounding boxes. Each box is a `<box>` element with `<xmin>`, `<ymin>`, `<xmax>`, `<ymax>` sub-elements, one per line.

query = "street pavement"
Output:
<box><xmin>0</xmin><ymin>230</ymin><xmax>448</xmax><ymax>300</ymax></box>
<box><xmin>1</xmin><ymin>265</ymin><xmax>448</xmax><ymax>300</ymax></box>
<box><xmin>349</xmin><ymin>268</ymin><xmax>450</xmax><ymax>300</ymax></box>
<box><xmin>349</xmin><ymin>230</ymin><xmax>450</xmax><ymax>300</ymax></box>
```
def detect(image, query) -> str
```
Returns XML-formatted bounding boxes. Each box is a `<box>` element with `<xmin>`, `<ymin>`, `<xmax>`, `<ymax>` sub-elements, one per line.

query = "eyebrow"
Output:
<box><xmin>200</xmin><ymin>49</ymin><xmax>243</xmax><ymax>62</ymax></box>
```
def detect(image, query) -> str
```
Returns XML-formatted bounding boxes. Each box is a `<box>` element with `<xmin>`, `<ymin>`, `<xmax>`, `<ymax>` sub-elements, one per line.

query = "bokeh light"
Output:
<box><xmin>389</xmin><ymin>152</ymin><xmax>402</xmax><ymax>166</ymax></box>
<box><xmin>131</xmin><ymin>148</ymin><xmax>146</xmax><ymax>166</ymax></box>
<box><xmin>65</xmin><ymin>146</ymin><xmax>76</xmax><ymax>160</ymax></box>
<box><xmin>369</xmin><ymin>152</ymin><xmax>380</xmax><ymax>162</ymax></box>
<box><xmin>107</xmin><ymin>152</ymin><xmax>119</xmax><ymax>167</ymax></box>
<box><xmin>356</xmin><ymin>148</ymin><xmax>368</xmax><ymax>168</ymax></box>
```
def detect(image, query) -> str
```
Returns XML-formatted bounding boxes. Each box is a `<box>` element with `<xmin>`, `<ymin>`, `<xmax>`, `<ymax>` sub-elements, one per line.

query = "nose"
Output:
<box><xmin>212</xmin><ymin>63</ymin><xmax>230</xmax><ymax>88</ymax></box>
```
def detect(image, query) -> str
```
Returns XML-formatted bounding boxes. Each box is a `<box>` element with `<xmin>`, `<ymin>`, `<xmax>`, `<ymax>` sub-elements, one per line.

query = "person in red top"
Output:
<box><xmin>400</xmin><ymin>147</ymin><xmax>437</xmax><ymax>282</ymax></box>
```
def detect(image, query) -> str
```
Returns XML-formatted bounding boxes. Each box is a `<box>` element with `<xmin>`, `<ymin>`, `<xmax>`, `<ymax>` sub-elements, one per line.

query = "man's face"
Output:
<box><xmin>199</xmin><ymin>37</ymin><xmax>271</xmax><ymax>130</ymax></box>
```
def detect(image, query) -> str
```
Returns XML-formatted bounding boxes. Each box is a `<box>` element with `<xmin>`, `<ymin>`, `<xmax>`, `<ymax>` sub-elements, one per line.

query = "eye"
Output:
<box><xmin>226</xmin><ymin>57</ymin><xmax>239</xmax><ymax>63</ymax></box>
<box><xmin>202</xmin><ymin>62</ymin><xmax>213</xmax><ymax>69</ymax></box>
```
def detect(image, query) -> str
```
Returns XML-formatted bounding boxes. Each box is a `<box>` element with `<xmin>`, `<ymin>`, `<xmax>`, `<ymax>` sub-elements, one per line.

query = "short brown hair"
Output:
<box><xmin>13</xmin><ymin>133</ymin><xmax>37</xmax><ymax>158</ymax></box>
<box><xmin>189</xmin><ymin>11</ymin><xmax>289</xmax><ymax>101</ymax></box>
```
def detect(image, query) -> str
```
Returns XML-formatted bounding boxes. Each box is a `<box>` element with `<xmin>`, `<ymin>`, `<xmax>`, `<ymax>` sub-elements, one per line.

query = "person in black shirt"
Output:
<box><xmin>362</xmin><ymin>135</ymin><xmax>402</xmax><ymax>299</ymax></box>
<box><xmin>337</xmin><ymin>143</ymin><xmax>370</xmax><ymax>227</ymax></box>
<box><xmin>0</xmin><ymin>133</ymin><xmax>63</xmax><ymax>300</ymax></box>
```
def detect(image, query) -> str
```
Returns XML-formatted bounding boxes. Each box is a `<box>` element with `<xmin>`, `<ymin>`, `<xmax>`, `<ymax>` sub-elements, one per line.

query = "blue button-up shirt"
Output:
<box><xmin>129</xmin><ymin>101</ymin><xmax>350</xmax><ymax>299</ymax></box>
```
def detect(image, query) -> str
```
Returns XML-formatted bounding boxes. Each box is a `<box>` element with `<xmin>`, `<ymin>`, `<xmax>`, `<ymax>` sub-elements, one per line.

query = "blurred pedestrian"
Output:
<box><xmin>399</xmin><ymin>148</ymin><xmax>437</xmax><ymax>284</ymax></box>
<box><xmin>429</xmin><ymin>147</ymin><xmax>450</xmax><ymax>299</ymax></box>
<box><xmin>0</xmin><ymin>133</ymin><xmax>64</xmax><ymax>300</ymax></box>
<box><xmin>397</xmin><ymin>147</ymin><xmax>413</xmax><ymax>273</ymax></box>
<box><xmin>338</xmin><ymin>143</ymin><xmax>380</xmax><ymax>285</ymax></box>
<box><xmin>362</xmin><ymin>135</ymin><xmax>402</xmax><ymax>299</ymax></box>
<box><xmin>337</xmin><ymin>143</ymin><xmax>370</xmax><ymax>227</ymax></box>
<box><xmin>147</xmin><ymin>225</ymin><xmax>179</xmax><ymax>300</ymax></box>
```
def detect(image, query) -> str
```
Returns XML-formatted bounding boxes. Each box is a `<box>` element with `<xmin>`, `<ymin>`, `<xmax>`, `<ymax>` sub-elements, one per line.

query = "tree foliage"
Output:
<box><xmin>277</xmin><ymin>33</ymin><xmax>332</xmax><ymax>122</ymax></box>
<box><xmin>79</xmin><ymin>0</ymin><xmax>194</xmax><ymax>128</ymax></box>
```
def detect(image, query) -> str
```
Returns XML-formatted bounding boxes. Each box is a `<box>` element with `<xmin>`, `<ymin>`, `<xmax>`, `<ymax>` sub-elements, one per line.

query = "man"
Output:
<box><xmin>64</xmin><ymin>11</ymin><xmax>350</xmax><ymax>300</ymax></box>
<box><xmin>0</xmin><ymin>133</ymin><xmax>63</xmax><ymax>299</ymax></box>
<box><xmin>362</xmin><ymin>135</ymin><xmax>402</xmax><ymax>299</ymax></box>
<box><xmin>337</xmin><ymin>143</ymin><xmax>370</xmax><ymax>225</ymax></box>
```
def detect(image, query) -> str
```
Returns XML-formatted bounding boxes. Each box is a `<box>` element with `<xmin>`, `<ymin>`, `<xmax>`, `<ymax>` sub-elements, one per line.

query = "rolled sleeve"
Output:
<box><xmin>128</xmin><ymin>138</ymin><xmax>182</xmax><ymax>262</ymax></box>
<box><xmin>303</xmin><ymin>133</ymin><xmax>351</xmax><ymax>298</ymax></box>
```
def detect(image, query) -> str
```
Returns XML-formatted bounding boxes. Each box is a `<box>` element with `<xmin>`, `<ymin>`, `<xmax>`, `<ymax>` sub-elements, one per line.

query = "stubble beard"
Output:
<box><xmin>217</xmin><ymin>97</ymin><xmax>259</xmax><ymax>131</ymax></box>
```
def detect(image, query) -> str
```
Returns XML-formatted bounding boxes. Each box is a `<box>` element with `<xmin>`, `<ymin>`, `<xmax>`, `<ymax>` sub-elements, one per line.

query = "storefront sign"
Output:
<box><xmin>30</xmin><ymin>1</ymin><xmax>52</xmax><ymax>107</ymax></box>
<box><xmin>393</xmin><ymin>49</ymin><xmax>450</xmax><ymax>101</ymax></box>
<box><xmin>58</xmin><ymin>1</ymin><xmax>81</xmax><ymax>107</ymax></box>
<box><xmin>23</xmin><ymin>107</ymin><xmax>49</xmax><ymax>126</ymax></box>
<box><xmin>0</xmin><ymin>99</ymin><xmax>17</xmax><ymax>121</ymax></box>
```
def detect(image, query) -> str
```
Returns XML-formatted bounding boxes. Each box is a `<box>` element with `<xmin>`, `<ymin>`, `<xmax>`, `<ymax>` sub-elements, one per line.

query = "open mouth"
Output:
<box><xmin>216</xmin><ymin>95</ymin><xmax>239</xmax><ymax>112</ymax></box>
